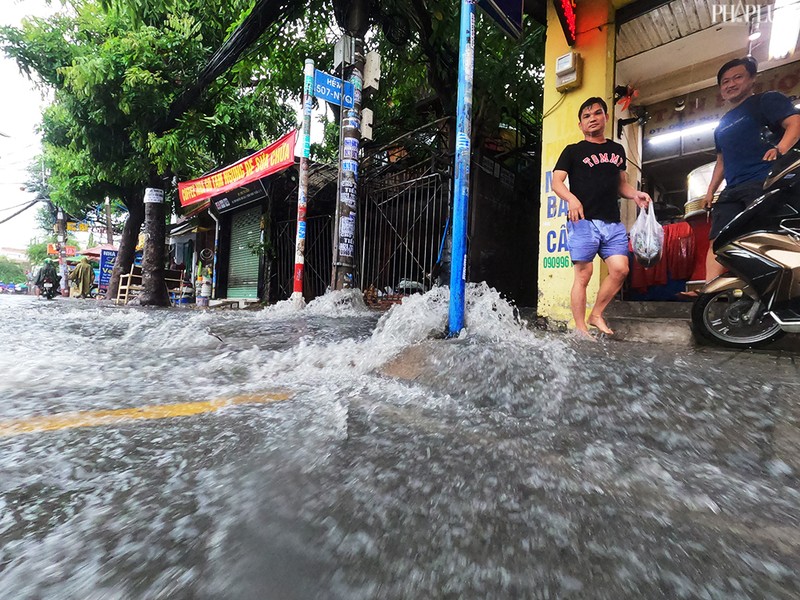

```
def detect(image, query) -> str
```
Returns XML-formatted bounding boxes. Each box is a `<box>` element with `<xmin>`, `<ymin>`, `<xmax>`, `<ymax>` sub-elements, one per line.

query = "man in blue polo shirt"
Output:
<box><xmin>702</xmin><ymin>57</ymin><xmax>800</xmax><ymax>282</ymax></box>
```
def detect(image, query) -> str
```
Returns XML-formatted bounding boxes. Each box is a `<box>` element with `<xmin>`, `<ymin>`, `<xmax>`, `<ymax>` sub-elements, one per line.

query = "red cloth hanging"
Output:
<box><xmin>688</xmin><ymin>217</ymin><xmax>712</xmax><ymax>281</ymax></box>
<box><xmin>629</xmin><ymin>221</ymin><xmax>700</xmax><ymax>293</ymax></box>
<box><xmin>665</xmin><ymin>222</ymin><xmax>695</xmax><ymax>280</ymax></box>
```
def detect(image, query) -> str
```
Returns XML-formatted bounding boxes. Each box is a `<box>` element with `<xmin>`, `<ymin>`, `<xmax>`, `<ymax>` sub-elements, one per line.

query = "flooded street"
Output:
<box><xmin>0</xmin><ymin>289</ymin><xmax>799</xmax><ymax>599</ymax></box>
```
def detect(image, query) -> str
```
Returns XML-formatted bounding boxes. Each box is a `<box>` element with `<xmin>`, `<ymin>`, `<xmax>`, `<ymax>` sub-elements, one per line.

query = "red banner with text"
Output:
<box><xmin>178</xmin><ymin>130</ymin><xmax>297</xmax><ymax>207</ymax></box>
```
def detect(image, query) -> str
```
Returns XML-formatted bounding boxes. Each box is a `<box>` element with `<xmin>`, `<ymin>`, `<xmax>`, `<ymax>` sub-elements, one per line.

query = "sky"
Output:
<box><xmin>0</xmin><ymin>0</ymin><xmax>58</xmax><ymax>251</ymax></box>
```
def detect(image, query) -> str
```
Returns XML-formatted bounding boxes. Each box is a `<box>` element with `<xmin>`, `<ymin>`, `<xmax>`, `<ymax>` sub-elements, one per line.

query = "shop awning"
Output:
<box><xmin>178</xmin><ymin>130</ymin><xmax>297</xmax><ymax>208</ymax></box>
<box><xmin>82</xmin><ymin>244</ymin><xmax>118</xmax><ymax>259</ymax></box>
<box><xmin>168</xmin><ymin>217</ymin><xmax>209</xmax><ymax>237</ymax></box>
<box><xmin>182</xmin><ymin>199</ymin><xmax>210</xmax><ymax>218</ymax></box>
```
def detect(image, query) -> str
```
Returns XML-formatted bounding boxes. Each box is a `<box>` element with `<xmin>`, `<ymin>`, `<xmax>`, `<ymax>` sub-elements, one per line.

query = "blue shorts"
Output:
<box><xmin>566</xmin><ymin>219</ymin><xmax>628</xmax><ymax>263</ymax></box>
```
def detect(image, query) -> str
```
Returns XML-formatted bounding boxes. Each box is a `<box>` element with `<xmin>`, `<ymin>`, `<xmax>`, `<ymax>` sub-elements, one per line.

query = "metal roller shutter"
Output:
<box><xmin>227</xmin><ymin>206</ymin><xmax>262</xmax><ymax>298</ymax></box>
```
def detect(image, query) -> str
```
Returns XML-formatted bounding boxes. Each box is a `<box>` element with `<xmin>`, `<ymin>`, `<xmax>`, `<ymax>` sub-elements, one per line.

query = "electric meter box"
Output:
<box><xmin>555</xmin><ymin>51</ymin><xmax>582</xmax><ymax>92</ymax></box>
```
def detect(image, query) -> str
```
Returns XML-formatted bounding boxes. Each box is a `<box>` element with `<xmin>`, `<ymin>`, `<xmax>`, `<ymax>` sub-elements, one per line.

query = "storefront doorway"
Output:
<box><xmin>226</xmin><ymin>205</ymin><xmax>262</xmax><ymax>299</ymax></box>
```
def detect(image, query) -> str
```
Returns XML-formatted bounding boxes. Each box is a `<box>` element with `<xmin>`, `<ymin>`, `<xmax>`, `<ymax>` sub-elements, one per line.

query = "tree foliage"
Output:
<box><xmin>0</xmin><ymin>257</ymin><xmax>27</xmax><ymax>283</ymax></box>
<box><xmin>2</xmin><ymin>0</ymin><xmax>331</xmax><ymax>211</ymax></box>
<box><xmin>1</xmin><ymin>0</ymin><xmax>331</xmax><ymax>298</ymax></box>
<box><xmin>366</xmin><ymin>0</ymin><xmax>544</xmax><ymax>154</ymax></box>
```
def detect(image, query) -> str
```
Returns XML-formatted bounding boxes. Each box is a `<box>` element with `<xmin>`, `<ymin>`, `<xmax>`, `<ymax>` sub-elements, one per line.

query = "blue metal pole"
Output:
<box><xmin>448</xmin><ymin>0</ymin><xmax>475</xmax><ymax>336</ymax></box>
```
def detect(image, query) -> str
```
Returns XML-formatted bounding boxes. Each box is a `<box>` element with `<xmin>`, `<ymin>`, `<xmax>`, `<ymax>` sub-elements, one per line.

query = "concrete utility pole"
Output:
<box><xmin>138</xmin><ymin>186</ymin><xmax>169</xmax><ymax>306</ymax></box>
<box><xmin>331</xmin><ymin>0</ymin><xmax>370</xmax><ymax>291</ymax></box>
<box><xmin>292</xmin><ymin>59</ymin><xmax>314</xmax><ymax>302</ymax></box>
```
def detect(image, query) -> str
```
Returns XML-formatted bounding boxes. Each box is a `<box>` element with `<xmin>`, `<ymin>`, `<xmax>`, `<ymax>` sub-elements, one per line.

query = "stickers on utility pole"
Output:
<box><xmin>143</xmin><ymin>188</ymin><xmax>165</xmax><ymax>203</ymax></box>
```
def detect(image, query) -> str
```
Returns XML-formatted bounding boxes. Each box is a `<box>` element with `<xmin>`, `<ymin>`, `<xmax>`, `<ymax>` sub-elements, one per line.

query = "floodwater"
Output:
<box><xmin>0</xmin><ymin>287</ymin><xmax>799</xmax><ymax>599</ymax></box>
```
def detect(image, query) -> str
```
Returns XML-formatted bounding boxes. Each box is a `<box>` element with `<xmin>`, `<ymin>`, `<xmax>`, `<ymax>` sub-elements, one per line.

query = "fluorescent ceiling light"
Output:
<box><xmin>649</xmin><ymin>121</ymin><xmax>719</xmax><ymax>145</ymax></box>
<box><xmin>749</xmin><ymin>19</ymin><xmax>762</xmax><ymax>41</ymax></box>
<box><xmin>770</xmin><ymin>0</ymin><xmax>800</xmax><ymax>59</ymax></box>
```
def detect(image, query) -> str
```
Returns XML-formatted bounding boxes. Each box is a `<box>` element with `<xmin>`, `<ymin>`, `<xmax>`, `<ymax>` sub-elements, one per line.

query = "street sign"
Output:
<box><xmin>66</xmin><ymin>222</ymin><xmax>89</xmax><ymax>232</ymax></box>
<box><xmin>313</xmin><ymin>69</ymin><xmax>355</xmax><ymax>108</ymax></box>
<box><xmin>99</xmin><ymin>248</ymin><xmax>118</xmax><ymax>289</ymax></box>
<box><xmin>478</xmin><ymin>0</ymin><xmax>523</xmax><ymax>40</ymax></box>
<box><xmin>143</xmin><ymin>188</ymin><xmax>164</xmax><ymax>203</ymax></box>
<box><xmin>47</xmin><ymin>244</ymin><xmax>76</xmax><ymax>256</ymax></box>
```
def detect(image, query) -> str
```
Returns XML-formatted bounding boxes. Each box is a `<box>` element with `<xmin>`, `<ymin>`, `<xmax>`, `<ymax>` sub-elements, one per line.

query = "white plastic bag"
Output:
<box><xmin>630</xmin><ymin>205</ymin><xmax>663</xmax><ymax>268</ymax></box>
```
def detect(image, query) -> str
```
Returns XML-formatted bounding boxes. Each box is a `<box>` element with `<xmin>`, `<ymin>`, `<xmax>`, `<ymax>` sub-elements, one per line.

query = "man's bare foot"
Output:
<box><xmin>588</xmin><ymin>314</ymin><xmax>614</xmax><ymax>335</ymax></box>
<box><xmin>572</xmin><ymin>327</ymin><xmax>597</xmax><ymax>341</ymax></box>
<box><xmin>677</xmin><ymin>290</ymin><xmax>699</xmax><ymax>299</ymax></box>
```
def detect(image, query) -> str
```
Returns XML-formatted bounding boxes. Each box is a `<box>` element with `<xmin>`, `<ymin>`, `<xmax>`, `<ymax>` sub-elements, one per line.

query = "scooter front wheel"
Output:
<box><xmin>691</xmin><ymin>289</ymin><xmax>785</xmax><ymax>348</ymax></box>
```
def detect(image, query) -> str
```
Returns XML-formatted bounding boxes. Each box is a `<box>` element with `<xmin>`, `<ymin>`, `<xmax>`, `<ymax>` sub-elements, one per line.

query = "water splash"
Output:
<box><xmin>259</xmin><ymin>289</ymin><xmax>370</xmax><ymax>319</ymax></box>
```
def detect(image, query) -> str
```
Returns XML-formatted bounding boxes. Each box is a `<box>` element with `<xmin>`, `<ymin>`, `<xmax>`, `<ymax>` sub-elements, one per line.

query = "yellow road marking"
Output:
<box><xmin>0</xmin><ymin>392</ymin><xmax>293</xmax><ymax>438</ymax></box>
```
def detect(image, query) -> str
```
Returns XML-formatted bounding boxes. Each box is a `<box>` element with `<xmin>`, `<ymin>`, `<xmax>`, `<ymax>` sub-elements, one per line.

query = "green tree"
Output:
<box><xmin>0</xmin><ymin>257</ymin><xmax>27</xmax><ymax>283</ymax></box>
<box><xmin>366</xmin><ymin>1</ymin><xmax>544</xmax><ymax>154</ymax></box>
<box><xmin>2</xmin><ymin>0</ymin><xmax>330</xmax><ymax>302</ymax></box>
<box><xmin>26</xmin><ymin>242</ymin><xmax>51</xmax><ymax>266</ymax></box>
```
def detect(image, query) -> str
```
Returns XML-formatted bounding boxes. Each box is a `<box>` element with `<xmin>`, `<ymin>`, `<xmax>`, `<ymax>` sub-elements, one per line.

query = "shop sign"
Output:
<box><xmin>99</xmin><ymin>248</ymin><xmax>118</xmax><ymax>289</ymax></box>
<box><xmin>66</xmin><ymin>222</ymin><xmax>89</xmax><ymax>232</ymax></box>
<box><xmin>47</xmin><ymin>244</ymin><xmax>77</xmax><ymax>256</ymax></box>
<box><xmin>540</xmin><ymin>170</ymin><xmax>571</xmax><ymax>271</ymax></box>
<box><xmin>211</xmin><ymin>183</ymin><xmax>268</xmax><ymax>214</ymax></box>
<box><xmin>553</xmin><ymin>0</ymin><xmax>577</xmax><ymax>46</ymax></box>
<box><xmin>179</xmin><ymin>130</ymin><xmax>296</xmax><ymax>207</ymax></box>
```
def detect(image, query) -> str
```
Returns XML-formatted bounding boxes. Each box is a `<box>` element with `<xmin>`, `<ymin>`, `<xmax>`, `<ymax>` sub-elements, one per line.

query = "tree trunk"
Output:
<box><xmin>138</xmin><ymin>182</ymin><xmax>169</xmax><ymax>306</ymax></box>
<box><xmin>107</xmin><ymin>197</ymin><xmax>144</xmax><ymax>301</ymax></box>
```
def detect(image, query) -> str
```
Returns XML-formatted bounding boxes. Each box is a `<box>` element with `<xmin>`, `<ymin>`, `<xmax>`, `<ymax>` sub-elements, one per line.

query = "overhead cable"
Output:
<box><xmin>158</xmin><ymin>0</ymin><xmax>299</xmax><ymax>134</ymax></box>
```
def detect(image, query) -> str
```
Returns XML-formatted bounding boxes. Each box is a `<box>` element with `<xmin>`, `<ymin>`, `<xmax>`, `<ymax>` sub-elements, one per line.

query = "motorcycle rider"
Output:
<box><xmin>35</xmin><ymin>258</ymin><xmax>60</xmax><ymax>298</ymax></box>
<box><xmin>701</xmin><ymin>57</ymin><xmax>800</xmax><ymax>284</ymax></box>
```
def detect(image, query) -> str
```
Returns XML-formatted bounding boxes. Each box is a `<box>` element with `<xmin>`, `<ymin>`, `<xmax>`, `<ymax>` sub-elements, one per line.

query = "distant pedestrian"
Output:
<box><xmin>69</xmin><ymin>257</ymin><xmax>95</xmax><ymax>298</ymax></box>
<box><xmin>552</xmin><ymin>97</ymin><xmax>651</xmax><ymax>338</ymax></box>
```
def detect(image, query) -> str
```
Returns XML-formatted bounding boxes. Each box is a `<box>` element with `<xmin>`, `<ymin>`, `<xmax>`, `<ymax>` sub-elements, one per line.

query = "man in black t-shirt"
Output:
<box><xmin>552</xmin><ymin>97</ymin><xmax>651</xmax><ymax>338</ymax></box>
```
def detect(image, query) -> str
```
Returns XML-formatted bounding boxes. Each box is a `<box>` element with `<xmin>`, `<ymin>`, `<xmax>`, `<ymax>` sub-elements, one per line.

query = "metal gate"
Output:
<box><xmin>274</xmin><ymin>215</ymin><xmax>332</xmax><ymax>301</ymax></box>
<box><xmin>358</xmin><ymin>165</ymin><xmax>449</xmax><ymax>295</ymax></box>
<box><xmin>227</xmin><ymin>205</ymin><xmax>262</xmax><ymax>298</ymax></box>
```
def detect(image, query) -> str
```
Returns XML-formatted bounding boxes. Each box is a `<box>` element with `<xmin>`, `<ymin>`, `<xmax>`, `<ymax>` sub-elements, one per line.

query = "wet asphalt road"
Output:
<box><xmin>0</xmin><ymin>290</ymin><xmax>799</xmax><ymax>599</ymax></box>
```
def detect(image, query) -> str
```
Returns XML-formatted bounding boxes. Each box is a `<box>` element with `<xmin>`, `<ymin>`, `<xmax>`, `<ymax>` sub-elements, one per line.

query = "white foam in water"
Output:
<box><xmin>253</xmin><ymin>283</ymin><xmax>574</xmax><ymax>417</ymax></box>
<box><xmin>304</xmin><ymin>288</ymin><xmax>370</xmax><ymax>317</ymax></box>
<box><xmin>259</xmin><ymin>289</ymin><xmax>370</xmax><ymax>319</ymax></box>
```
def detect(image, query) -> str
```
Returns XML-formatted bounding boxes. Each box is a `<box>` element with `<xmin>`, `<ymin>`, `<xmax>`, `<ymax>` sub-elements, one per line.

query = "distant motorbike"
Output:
<box><xmin>41</xmin><ymin>276</ymin><xmax>59</xmax><ymax>300</ymax></box>
<box><xmin>692</xmin><ymin>151</ymin><xmax>800</xmax><ymax>348</ymax></box>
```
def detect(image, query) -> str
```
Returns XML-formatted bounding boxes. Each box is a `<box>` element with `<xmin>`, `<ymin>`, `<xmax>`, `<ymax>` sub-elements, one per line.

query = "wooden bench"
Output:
<box><xmin>116</xmin><ymin>265</ymin><xmax>185</xmax><ymax>305</ymax></box>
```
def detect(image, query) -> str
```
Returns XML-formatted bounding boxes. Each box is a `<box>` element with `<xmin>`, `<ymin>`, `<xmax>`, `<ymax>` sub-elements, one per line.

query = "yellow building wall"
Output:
<box><xmin>538</xmin><ymin>0</ymin><xmax>617</xmax><ymax>326</ymax></box>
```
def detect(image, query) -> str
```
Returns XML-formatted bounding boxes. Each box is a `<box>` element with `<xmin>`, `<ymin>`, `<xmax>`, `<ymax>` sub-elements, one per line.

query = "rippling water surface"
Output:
<box><xmin>0</xmin><ymin>288</ymin><xmax>798</xmax><ymax>599</ymax></box>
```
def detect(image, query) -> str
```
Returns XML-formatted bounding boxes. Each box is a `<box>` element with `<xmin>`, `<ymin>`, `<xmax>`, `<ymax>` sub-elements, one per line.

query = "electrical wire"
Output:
<box><xmin>542</xmin><ymin>93</ymin><xmax>567</xmax><ymax>119</ymax></box>
<box><xmin>0</xmin><ymin>199</ymin><xmax>41</xmax><ymax>212</ymax></box>
<box><xmin>0</xmin><ymin>200</ymin><xmax>39</xmax><ymax>225</ymax></box>
<box><xmin>158</xmin><ymin>0</ymin><xmax>298</xmax><ymax>134</ymax></box>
